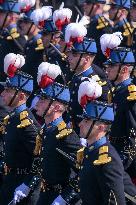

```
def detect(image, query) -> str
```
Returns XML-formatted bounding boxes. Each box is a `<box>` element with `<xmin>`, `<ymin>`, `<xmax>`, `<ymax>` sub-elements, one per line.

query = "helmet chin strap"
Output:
<box><xmin>112</xmin><ymin>50</ymin><xmax>128</xmax><ymax>82</ymax></box>
<box><xmin>1</xmin><ymin>12</ymin><xmax>9</xmax><ymax>31</ymax></box>
<box><xmin>42</xmin><ymin>98</ymin><xmax>54</xmax><ymax>119</ymax></box>
<box><xmin>42</xmin><ymin>85</ymin><xmax>66</xmax><ymax>119</ymax></box>
<box><xmin>84</xmin><ymin>106</ymin><xmax>107</xmax><ymax>140</ymax></box>
<box><xmin>26</xmin><ymin>22</ymin><xmax>34</xmax><ymax>36</ymax></box>
<box><xmin>85</xmin><ymin>119</ymin><xmax>97</xmax><ymax>139</ymax></box>
<box><xmin>73</xmin><ymin>53</ymin><xmax>83</xmax><ymax>73</ymax></box>
<box><xmin>8</xmin><ymin>89</ymin><xmax>19</xmax><ymax>107</ymax></box>
<box><xmin>112</xmin><ymin>7</ymin><xmax>119</xmax><ymax>21</ymax></box>
<box><xmin>89</xmin><ymin>4</ymin><xmax>94</xmax><ymax>17</ymax></box>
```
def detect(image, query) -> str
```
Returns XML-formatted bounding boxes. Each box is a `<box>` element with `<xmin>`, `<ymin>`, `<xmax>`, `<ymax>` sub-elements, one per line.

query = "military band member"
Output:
<box><xmin>77</xmin><ymin>79</ymin><xmax>136</xmax><ymax>205</ymax></box>
<box><xmin>0</xmin><ymin>0</ymin><xmax>27</xmax><ymax>82</ymax></box>
<box><xmin>101</xmin><ymin>32</ymin><xmax>136</xmax><ymax>184</ymax></box>
<box><xmin>35</xmin><ymin>62</ymin><xmax>81</xmax><ymax>205</ymax></box>
<box><xmin>0</xmin><ymin>53</ymin><xmax>42</xmax><ymax>205</ymax></box>
<box><xmin>81</xmin><ymin>0</ymin><xmax>112</xmax><ymax>67</ymax></box>
<box><xmin>65</xmin><ymin>17</ymin><xmax>109</xmax><ymax>133</ymax></box>
<box><xmin>108</xmin><ymin>0</ymin><xmax>134</xmax><ymax>47</ymax></box>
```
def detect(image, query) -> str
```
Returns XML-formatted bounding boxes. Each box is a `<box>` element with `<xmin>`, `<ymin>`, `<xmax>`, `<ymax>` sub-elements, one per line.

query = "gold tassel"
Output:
<box><xmin>76</xmin><ymin>147</ymin><xmax>85</xmax><ymax>168</ymax></box>
<box><xmin>33</xmin><ymin>135</ymin><xmax>42</xmax><ymax>155</ymax></box>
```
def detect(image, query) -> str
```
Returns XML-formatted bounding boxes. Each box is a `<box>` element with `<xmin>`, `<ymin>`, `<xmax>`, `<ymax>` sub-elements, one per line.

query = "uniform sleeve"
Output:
<box><xmin>58</xmin><ymin>131</ymin><xmax>81</xmax><ymax>168</ymax></box>
<box><xmin>19</xmin><ymin>120</ymin><xmax>42</xmax><ymax>187</ymax></box>
<box><xmin>57</xmin><ymin>132</ymin><xmax>81</xmax><ymax>204</ymax></box>
<box><xmin>95</xmin><ymin>150</ymin><xmax>126</xmax><ymax>205</ymax></box>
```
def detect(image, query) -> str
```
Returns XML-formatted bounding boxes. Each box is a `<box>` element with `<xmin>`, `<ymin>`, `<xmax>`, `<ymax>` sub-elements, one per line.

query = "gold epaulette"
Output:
<box><xmin>56</xmin><ymin>121</ymin><xmax>73</xmax><ymax>139</ymax></box>
<box><xmin>96</xmin><ymin>16</ymin><xmax>109</xmax><ymax>30</ymax></box>
<box><xmin>76</xmin><ymin>147</ymin><xmax>85</xmax><ymax>168</ymax></box>
<box><xmin>93</xmin><ymin>146</ymin><xmax>111</xmax><ymax>165</ymax></box>
<box><xmin>17</xmin><ymin>111</ymin><xmax>32</xmax><ymax>128</ymax></box>
<box><xmin>123</xmin><ymin>22</ymin><xmax>134</xmax><ymax>37</ymax></box>
<box><xmin>127</xmin><ymin>85</ymin><xmax>136</xmax><ymax>101</ymax></box>
<box><xmin>7</xmin><ymin>28</ymin><xmax>20</xmax><ymax>40</ymax></box>
<box><xmin>35</xmin><ymin>38</ymin><xmax>44</xmax><ymax>51</ymax></box>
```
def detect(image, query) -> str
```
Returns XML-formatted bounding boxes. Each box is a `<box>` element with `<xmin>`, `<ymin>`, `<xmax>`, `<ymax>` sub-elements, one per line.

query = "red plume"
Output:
<box><xmin>80</xmin><ymin>95</ymin><xmax>95</xmax><ymax>108</ymax></box>
<box><xmin>55</xmin><ymin>18</ymin><xmax>70</xmax><ymax>31</ymax></box>
<box><xmin>7</xmin><ymin>64</ymin><xmax>17</xmax><ymax>77</ymax></box>
<box><xmin>20</xmin><ymin>5</ymin><xmax>31</xmax><ymax>13</ymax></box>
<box><xmin>38</xmin><ymin>20</ymin><xmax>45</xmax><ymax>28</ymax></box>
<box><xmin>105</xmin><ymin>48</ymin><xmax>111</xmax><ymax>58</ymax></box>
<box><xmin>55</xmin><ymin>19</ymin><xmax>63</xmax><ymax>31</ymax></box>
<box><xmin>67</xmin><ymin>36</ymin><xmax>84</xmax><ymax>48</ymax></box>
<box><xmin>39</xmin><ymin>75</ymin><xmax>54</xmax><ymax>88</ymax></box>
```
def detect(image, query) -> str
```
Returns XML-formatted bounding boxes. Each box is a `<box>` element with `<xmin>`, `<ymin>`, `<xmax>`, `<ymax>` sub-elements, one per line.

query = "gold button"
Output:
<box><xmin>85</xmin><ymin>155</ymin><xmax>88</xmax><ymax>158</ymax></box>
<box><xmin>78</xmin><ymin>189</ymin><xmax>80</xmax><ymax>192</ymax></box>
<box><xmin>78</xmin><ymin>177</ymin><xmax>80</xmax><ymax>180</ymax></box>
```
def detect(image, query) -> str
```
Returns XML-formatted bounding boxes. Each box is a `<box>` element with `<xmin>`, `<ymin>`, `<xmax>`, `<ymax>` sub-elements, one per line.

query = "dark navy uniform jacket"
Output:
<box><xmin>40</xmin><ymin>116</ymin><xmax>81</xmax><ymax>203</ymax></box>
<box><xmin>3</xmin><ymin>103</ymin><xmax>41</xmax><ymax>184</ymax></box>
<box><xmin>110</xmin><ymin>78</ymin><xmax>136</xmax><ymax>170</ymax></box>
<box><xmin>78</xmin><ymin>136</ymin><xmax>136</xmax><ymax>205</ymax></box>
<box><xmin>41</xmin><ymin>116</ymin><xmax>81</xmax><ymax>184</ymax></box>
<box><xmin>22</xmin><ymin>38</ymin><xmax>44</xmax><ymax>91</ymax></box>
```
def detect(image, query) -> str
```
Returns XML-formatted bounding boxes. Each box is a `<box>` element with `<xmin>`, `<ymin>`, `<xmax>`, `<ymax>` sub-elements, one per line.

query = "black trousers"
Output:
<box><xmin>0</xmin><ymin>173</ymin><xmax>40</xmax><ymax>205</ymax></box>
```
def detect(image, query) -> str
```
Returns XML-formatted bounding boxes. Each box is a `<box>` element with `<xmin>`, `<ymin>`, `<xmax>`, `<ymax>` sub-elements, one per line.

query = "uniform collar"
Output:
<box><xmin>92</xmin><ymin>14</ymin><xmax>103</xmax><ymax>21</ymax></box>
<box><xmin>116</xmin><ymin>18</ymin><xmax>128</xmax><ymax>27</ymax></box>
<box><xmin>14</xmin><ymin>103</ymin><xmax>27</xmax><ymax>114</ymax></box>
<box><xmin>48</xmin><ymin>116</ymin><xmax>64</xmax><ymax>128</ymax></box>
<box><xmin>87</xmin><ymin>136</ymin><xmax>107</xmax><ymax>152</ymax></box>
<box><xmin>77</xmin><ymin>66</ymin><xmax>93</xmax><ymax>77</ymax></box>
<box><xmin>115</xmin><ymin>78</ymin><xmax>132</xmax><ymax>90</ymax></box>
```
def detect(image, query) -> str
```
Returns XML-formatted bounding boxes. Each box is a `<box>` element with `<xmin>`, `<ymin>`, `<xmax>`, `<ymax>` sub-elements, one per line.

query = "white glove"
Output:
<box><xmin>13</xmin><ymin>183</ymin><xmax>30</xmax><ymax>204</ymax></box>
<box><xmin>51</xmin><ymin>195</ymin><xmax>67</xmax><ymax>205</ymax></box>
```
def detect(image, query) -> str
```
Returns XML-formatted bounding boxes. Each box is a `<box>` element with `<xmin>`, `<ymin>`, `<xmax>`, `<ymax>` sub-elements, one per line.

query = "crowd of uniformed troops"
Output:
<box><xmin>0</xmin><ymin>0</ymin><xmax>136</xmax><ymax>204</ymax></box>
